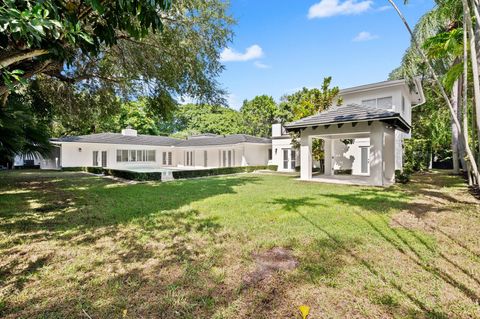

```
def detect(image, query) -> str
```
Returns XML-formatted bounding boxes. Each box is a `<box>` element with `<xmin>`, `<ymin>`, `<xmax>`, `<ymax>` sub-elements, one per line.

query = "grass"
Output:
<box><xmin>0</xmin><ymin>170</ymin><xmax>479</xmax><ymax>318</ymax></box>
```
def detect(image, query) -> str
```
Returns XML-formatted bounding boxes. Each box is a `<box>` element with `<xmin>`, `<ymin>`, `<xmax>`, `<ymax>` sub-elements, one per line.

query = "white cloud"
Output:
<box><xmin>376</xmin><ymin>5</ymin><xmax>392</xmax><ymax>11</ymax></box>
<box><xmin>254</xmin><ymin>61</ymin><xmax>271</xmax><ymax>69</ymax></box>
<box><xmin>353</xmin><ymin>31</ymin><xmax>379</xmax><ymax>42</ymax></box>
<box><xmin>220</xmin><ymin>44</ymin><xmax>264</xmax><ymax>62</ymax></box>
<box><xmin>307</xmin><ymin>0</ymin><xmax>372</xmax><ymax>19</ymax></box>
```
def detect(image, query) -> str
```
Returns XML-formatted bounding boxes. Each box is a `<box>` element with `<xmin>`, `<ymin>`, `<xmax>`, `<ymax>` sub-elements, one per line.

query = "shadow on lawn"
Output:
<box><xmin>271</xmin><ymin>194</ymin><xmax>451</xmax><ymax>319</ymax></box>
<box><xmin>0</xmin><ymin>172</ymin><xmax>259</xmax><ymax>238</ymax></box>
<box><xmin>0</xmin><ymin>171</ymin><xmax>260</xmax><ymax>318</ymax></box>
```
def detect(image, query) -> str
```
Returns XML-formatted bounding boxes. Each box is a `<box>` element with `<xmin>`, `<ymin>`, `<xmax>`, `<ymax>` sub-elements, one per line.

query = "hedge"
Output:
<box><xmin>62</xmin><ymin>165</ymin><xmax>278</xmax><ymax>181</ymax></box>
<box><xmin>172</xmin><ymin>165</ymin><xmax>277</xmax><ymax>179</ymax></box>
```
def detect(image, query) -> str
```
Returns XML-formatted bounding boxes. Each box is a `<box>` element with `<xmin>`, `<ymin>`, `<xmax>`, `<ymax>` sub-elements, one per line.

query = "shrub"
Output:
<box><xmin>404</xmin><ymin>139</ymin><xmax>432</xmax><ymax>172</ymax></box>
<box><xmin>267</xmin><ymin>165</ymin><xmax>278</xmax><ymax>171</ymax></box>
<box><xmin>172</xmin><ymin>165</ymin><xmax>273</xmax><ymax>179</ymax></box>
<box><xmin>103</xmin><ymin>169</ymin><xmax>163</xmax><ymax>181</ymax></box>
<box><xmin>62</xmin><ymin>165</ymin><xmax>276</xmax><ymax>181</ymax></box>
<box><xmin>395</xmin><ymin>169</ymin><xmax>411</xmax><ymax>184</ymax></box>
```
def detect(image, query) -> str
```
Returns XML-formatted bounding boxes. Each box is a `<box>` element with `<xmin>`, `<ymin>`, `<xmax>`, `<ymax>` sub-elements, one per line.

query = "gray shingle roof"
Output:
<box><xmin>284</xmin><ymin>104</ymin><xmax>410</xmax><ymax>132</ymax></box>
<box><xmin>51</xmin><ymin>133</ymin><xmax>271</xmax><ymax>147</ymax></box>
<box><xmin>51</xmin><ymin>133</ymin><xmax>181</xmax><ymax>147</ymax></box>
<box><xmin>176</xmin><ymin>134</ymin><xmax>271</xmax><ymax>147</ymax></box>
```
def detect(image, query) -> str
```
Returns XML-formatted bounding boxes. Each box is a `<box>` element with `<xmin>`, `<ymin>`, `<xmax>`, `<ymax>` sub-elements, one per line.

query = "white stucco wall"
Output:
<box><xmin>271</xmin><ymin>137</ymin><xmax>299</xmax><ymax>171</ymax></box>
<box><xmin>59</xmin><ymin>142</ymin><xmax>176</xmax><ymax>169</ymax></box>
<box><xmin>332</xmin><ymin>138</ymin><xmax>370</xmax><ymax>175</ymax></box>
<box><xmin>242</xmin><ymin>144</ymin><xmax>270</xmax><ymax>166</ymax></box>
<box><xmin>57</xmin><ymin>142</ymin><xmax>270</xmax><ymax>170</ymax></box>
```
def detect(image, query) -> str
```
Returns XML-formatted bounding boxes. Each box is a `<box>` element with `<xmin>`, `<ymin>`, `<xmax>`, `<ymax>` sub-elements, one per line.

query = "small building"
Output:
<box><xmin>279</xmin><ymin>78</ymin><xmax>425</xmax><ymax>186</ymax></box>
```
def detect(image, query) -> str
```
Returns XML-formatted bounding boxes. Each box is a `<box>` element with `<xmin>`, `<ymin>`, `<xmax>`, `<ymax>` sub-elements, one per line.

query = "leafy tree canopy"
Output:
<box><xmin>0</xmin><ymin>0</ymin><xmax>233</xmax><ymax>110</ymax></box>
<box><xmin>240</xmin><ymin>95</ymin><xmax>279</xmax><ymax>138</ymax></box>
<box><xmin>278</xmin><ymin>76</ymin><xmax>342</xmax><ymax>123</ymax></box>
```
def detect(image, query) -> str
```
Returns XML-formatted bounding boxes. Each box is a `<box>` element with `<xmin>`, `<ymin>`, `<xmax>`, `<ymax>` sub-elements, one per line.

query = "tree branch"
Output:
<box><xmin>0</xmin><ymin>49</ymin><xmax>49</xmax><ymax>69</ymax></box>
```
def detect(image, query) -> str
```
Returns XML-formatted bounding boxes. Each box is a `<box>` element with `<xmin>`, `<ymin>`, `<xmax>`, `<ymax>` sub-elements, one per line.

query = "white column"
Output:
<box><xmin>369</xmin><ymin>123</ymin><xmax>384</xmax><ymax>186</ymax></box>
<box><xmin>324</xmin><ymin>139</ymin><xmax>333</xmax><ymax>176</ymax></box>
<box><xmin>300</xmin><ymin>134</ymin><xmax>312</xmax><ymax>180</ymax></box>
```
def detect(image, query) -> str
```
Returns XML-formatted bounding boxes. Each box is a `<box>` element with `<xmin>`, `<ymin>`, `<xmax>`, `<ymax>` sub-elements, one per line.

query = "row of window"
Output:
<box><xmin>184</xmin><ymin>150</ymin><xmax>236</xmax><ymax>167</ymax></box>
<box><xmin>361</xmin><ymin>96</ymin><xmax>393</xmax><ymax>109</ymax></box>
<box><xmin>116</xmin><ymin>150</ymin><xmax>156</xmax><ymax>162</ymax></box>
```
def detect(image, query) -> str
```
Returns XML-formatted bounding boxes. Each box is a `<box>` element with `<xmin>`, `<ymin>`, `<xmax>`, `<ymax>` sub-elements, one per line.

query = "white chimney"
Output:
<box><xmin>271</xmin><ymin>123</ymin><xmax>283</xmax><ymax>138</ymax></box>
<box><xmin>121</xmin><ymin>126</ymin><xmax>137</xmax><ymax>136</ymax></box>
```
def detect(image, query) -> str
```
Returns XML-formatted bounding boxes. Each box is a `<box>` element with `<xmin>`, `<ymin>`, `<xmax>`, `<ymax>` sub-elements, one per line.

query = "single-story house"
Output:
<box><xmin>38</xmin><ymin>128</ymin><xmax>272</xmax><ymax>171</ymax></box>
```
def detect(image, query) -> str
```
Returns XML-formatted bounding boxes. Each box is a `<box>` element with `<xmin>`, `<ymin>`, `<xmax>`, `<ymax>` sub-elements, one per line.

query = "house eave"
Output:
<box><xmin>284</xmin><ymin>117</ymin><xmax>411</xmax><ymax>134</ymax></box>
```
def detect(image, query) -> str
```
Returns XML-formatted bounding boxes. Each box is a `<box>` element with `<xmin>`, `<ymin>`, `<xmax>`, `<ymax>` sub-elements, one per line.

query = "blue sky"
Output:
<box><xmin>218</xmin><ymin>0</ymin><xmax>434</xmax><ymax>109</ymax></box>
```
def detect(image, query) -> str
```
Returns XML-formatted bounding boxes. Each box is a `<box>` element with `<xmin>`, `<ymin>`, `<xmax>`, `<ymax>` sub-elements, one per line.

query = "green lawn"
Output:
<box><xmin>0</xmin><ymin>170</ymin><xmax>479</xmax><ymax>318</ymax></box>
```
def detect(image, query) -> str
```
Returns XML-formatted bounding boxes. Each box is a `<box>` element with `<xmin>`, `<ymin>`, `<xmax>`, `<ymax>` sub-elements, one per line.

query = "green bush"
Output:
<box><xmin>61</xmin><ymin>167</ymin><xmax>85</xmax><ymax>172</ymax></box>
<box><xmin>404</xmin><ymin>139</ymin><xmax>432</xmax><ymax>172</ymax></box>
<box><xmin>62</xmin><ymin>165</ymin><xmax>276</xmax><ymax>181</ymax></box>
<box><xmin>267</xmin><ymin>165</ymin><xmax>278</xmax><ymax>171</ymax></box>
<box><xmin>395</xmin><ymin>169</ymin><xmax>411</xmax><ymax>184</ymax></box>
<box><xmin>103</xmin><ymin>169</ymin><xmax>163</xmax><ymax>181</ymax></box>
<box><xmin>172</xmin><ymin>165</ymin><xmax>273</xmax><ymax>179</ymax></box>
<box><xmin>85</xmin><ymin>167</ymin><xmax>104</xmax><ymax>174</ymax></box>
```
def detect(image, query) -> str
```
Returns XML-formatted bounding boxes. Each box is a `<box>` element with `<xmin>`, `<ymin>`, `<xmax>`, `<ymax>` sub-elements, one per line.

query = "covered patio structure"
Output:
<box><xmin>284</xmin><ymin>104</ymin><xmax>410</xmax><ymax>186</ymax></box>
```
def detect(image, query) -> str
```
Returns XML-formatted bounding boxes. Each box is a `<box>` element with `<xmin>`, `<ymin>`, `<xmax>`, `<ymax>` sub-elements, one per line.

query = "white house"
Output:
<box><xmin>27</xmin><ymin>78</ymin><xmax>423</xmax><ymax>186</ymax></box>
<box><xmin>279</xmin><ymin>78</ymin><xmax>425</xmax><ymax>186</ymax></box>
<box><xmin>40</xmin><ymin>128</ymin><xmax>272</xmax><ymax>171</ymax></box>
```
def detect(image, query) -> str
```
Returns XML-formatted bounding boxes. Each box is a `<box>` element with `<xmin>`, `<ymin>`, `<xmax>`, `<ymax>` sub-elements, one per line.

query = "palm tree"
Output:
<box><xmin>387</xmin><ymin>0</ymin><xmax>480</xmax><ymax>184</ymax></box>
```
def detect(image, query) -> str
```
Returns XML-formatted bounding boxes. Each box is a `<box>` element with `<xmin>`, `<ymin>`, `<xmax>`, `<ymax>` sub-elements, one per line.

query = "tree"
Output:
<box><xmin>167</xmin><ymin>103</ymin><xmax>245</xmax><ymax>137</ymax></box>
<box><xmin>278</xmin><ymin>77</ymin><xmax>342</xmax><ymax>123</ymax></box>
<box><xmin>0</xmin><ymin>0</ymin><xmax>233</xmax><ymax>108</ymax></box>
<box><xmin>279</xmin><ymin>77</ymin><xmax>342</xmax><ymax>161</ymax></box>
<box><xmin>388</xmin><ymin>0</ymin><xmax>480</xmax><ymax>184</ymax></box>
<box><xmin>240</xmin><ymin>95</ymin><xmax>279</xmax><ymax>137</ymax></box>
<box><xmin>0</xmin><ymin>85</ymin><xmax>52</xmax><ymax>166</ymax></box>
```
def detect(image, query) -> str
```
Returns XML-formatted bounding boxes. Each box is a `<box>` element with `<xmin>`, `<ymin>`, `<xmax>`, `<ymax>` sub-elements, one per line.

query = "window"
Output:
<box><xmin>116</xmin><ymin>149</ymin><xmax>155</xmax><ymax>162</ymax></box>
<box><xmin>93</xmin><ymin>151</ymin><xmax>99</xmax><ymax>166</ymax></box>
<box><xmin>401</xmin><ymin>95</ymin><xmax>405</xmax><ymax>114</ymax></box>
<box><xmin>122</xmin><ymin>150</ymin><xmax>128</xmax><ymax>162</ymax></box>
<box><xmin>147</xmin><ymin>150</ymin><xmax>155</xmax><ymax>162</ymax></box>
<box><xmin>268</xmin><ymin>149</ymin><xmax>272</xmax><ymax>160</ymax></box>
<box><xmin>361</xmin><ymin>96</ymin><xmax>393</xmax><ymax>109</ymax></box>
<box><xmin>129</xmin><ymin>150</ymin><xmax>136</xmax><ymax>162</ymax></box>
<box><xmin>361</xmin><ymin>99</ymin><xmax>376</xmax><ymax>108</ymax></box>
<box><xmin>185</xmin><ymin>151</ymin><xmax>194</xmax><ymax>166</ymax></box>
<box><xmin>377</xmin><ymin>97</ymin><xmax>392</xmax><ymax>109</ymax></box>
<box><xmin>361</xmin><ymin>147</ymin><xmax>369</xmax><ymax>174</ymax></box>
<box><xmin>283</xmin><ymin>149</ymin><xmax>289</xmax><ymax>169</ymax></box>
<box><xmin>204</xmin><ymin>150</ymin><xmax>208</xmax><ymax>167</ymax></box>
<box><xmin>290</xmin><ymin>150</ymin><xmax>296</xmax><ymax>169</ymax></box>
<box><xmin>101</xmin><ymin>151</ymin><xmax>107</xmax><ymax>167</ymax></box>
<box><xmin>162</xmin><ymin>152</ymin><xmax>172</xmax><ymax>166</ymax></box>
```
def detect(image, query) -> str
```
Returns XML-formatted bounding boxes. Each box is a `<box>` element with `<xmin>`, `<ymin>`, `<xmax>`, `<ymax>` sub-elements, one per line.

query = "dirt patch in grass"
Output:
<box><xmin>242</xmin><ymin>247</ymin><xmax>298</xmax><ymax>287</ymax></box>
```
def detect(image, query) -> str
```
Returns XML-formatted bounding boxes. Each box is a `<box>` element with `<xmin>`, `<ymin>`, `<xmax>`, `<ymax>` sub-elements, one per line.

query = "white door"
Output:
<box><xmin>101</xmin><ymin>151</ymin><xmax>107</xmax><ymax>168</ymax></box>
<box><xmin>360</xmin><ymin>147</ymin><xmax>369</xmax><ymax>174</ymax></box>
<box><xmin>282</xmin><ymin>149</ymin><xmax>296</xmax><ymax>170</ymax></box>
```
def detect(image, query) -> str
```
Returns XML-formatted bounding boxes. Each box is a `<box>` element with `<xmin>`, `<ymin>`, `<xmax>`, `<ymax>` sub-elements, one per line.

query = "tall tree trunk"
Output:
<box><xmin>451</xmin><ymin>80</ymin><xmax>460</xmax><ymax>174</ymax></box>
<box><xmin>388</xmin><ymin>0</ymin><xmax>480</xmax><ymax>185</ymax></box>
<box><xmin>464</xmin><ymin>0</ymin><xmax>480</xmax><ymax>166</ymax></box>
<box><xmin>463</xmin><ymin>12</ymin><xmax>474</xmax><ymax>185</ymax></box>
<box><xmin>457</xmin><ymin>75</ymin><xmax>469</xmax><ymax>173</ymax></box>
